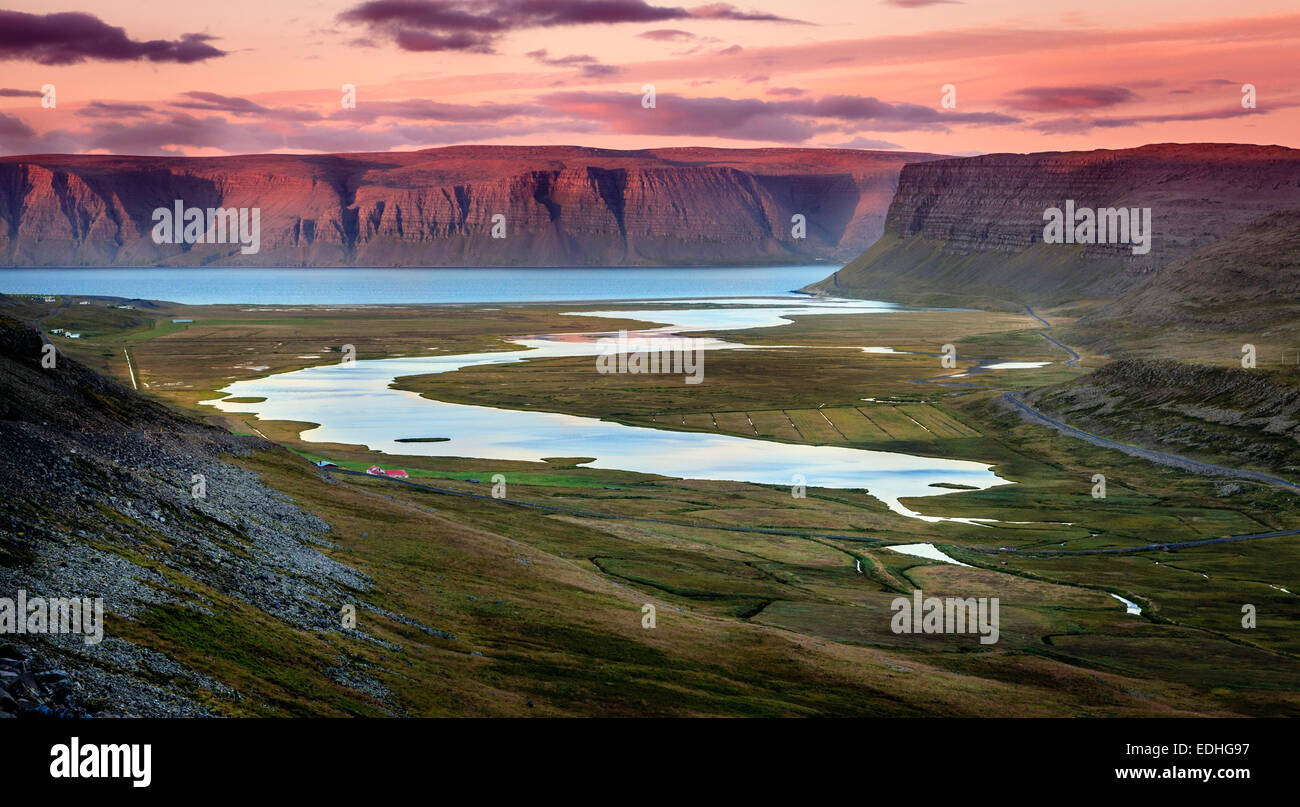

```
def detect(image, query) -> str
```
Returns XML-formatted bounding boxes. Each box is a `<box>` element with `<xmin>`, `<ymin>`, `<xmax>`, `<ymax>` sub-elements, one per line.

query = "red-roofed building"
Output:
<box><xmin>366</xmin><ymin>465</ymin><xmax>408</xmax><ymax>479</ymax></box>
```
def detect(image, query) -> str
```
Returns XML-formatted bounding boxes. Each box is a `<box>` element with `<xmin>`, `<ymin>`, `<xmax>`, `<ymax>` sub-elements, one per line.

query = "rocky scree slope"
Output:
<box><xmin>0</xmin><ymin>312</ymin><xmax>407</xmax><ymax>716</ymax></box>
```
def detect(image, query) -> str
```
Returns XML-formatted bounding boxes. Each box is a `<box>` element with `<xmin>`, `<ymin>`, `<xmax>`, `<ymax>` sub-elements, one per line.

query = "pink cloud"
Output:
<box><xmin>1003</xmin><ymin>85</ymin><xmax>1139</xmax><ymax>112</ymax></box>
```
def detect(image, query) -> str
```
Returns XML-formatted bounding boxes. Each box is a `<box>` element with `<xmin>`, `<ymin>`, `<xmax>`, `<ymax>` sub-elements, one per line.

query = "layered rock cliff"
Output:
<box><xmin>808</xmin><ymin>143</ymin><xmax>1300</xmax><ymax>307</ymax></box>
<box><xmin>0</xmin><ymin>146</ymin><xmax>943</xmax><ymax>267</ymax></box>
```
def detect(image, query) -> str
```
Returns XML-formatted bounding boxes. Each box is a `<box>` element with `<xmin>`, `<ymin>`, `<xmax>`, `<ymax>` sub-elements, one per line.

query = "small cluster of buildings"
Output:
<box><xmin>314</xmin><ymin>460</ymin><xmax>410</xmax><ymax>479</ymax></box>
<box><xmin>48</xmin><ymin>328</ymin><xmax>80</xmax><ymax>339</ymax></box>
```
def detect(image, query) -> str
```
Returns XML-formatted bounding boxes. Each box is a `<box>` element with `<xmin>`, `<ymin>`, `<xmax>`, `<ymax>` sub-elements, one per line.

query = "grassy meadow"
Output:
<box><xmin>24</xmin><ymin>294</ymin><xmax>1300</xmax><ymax>716</ymax></box>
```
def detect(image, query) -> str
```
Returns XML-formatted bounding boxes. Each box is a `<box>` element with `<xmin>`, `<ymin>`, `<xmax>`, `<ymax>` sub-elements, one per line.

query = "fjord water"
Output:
<box><xmin>204</xmin><ymin>292</ymin><xmax>1012</xmax><ymax>522</ymax></box>
<box><xmin>0</xmin><ymin>266</ymin><xmax>835</xmax><ymax>304</ymax></box>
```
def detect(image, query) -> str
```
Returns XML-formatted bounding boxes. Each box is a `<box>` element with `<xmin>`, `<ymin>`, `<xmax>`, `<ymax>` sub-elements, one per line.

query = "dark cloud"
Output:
<box><xmin>0</xmin><ymin>111</ymin><xmax>37</xmax><ymax>139</ymax></box>
<box><xmin>285</xmin><ymin>117</ymin><xmax>602</xmax><ymax>151</ymax></box>
<box><xmin>338</xmin><ymin>0</ymin><xmax>808</xmax><ymax>53</ymax></box>
<box><xmin>174</xmin><ymin>91</ymin><xmax>270</xmax><ymax>116</ymax></box>
<box><xmin>1029</xmin><ymin>103</ymin><xmax>1291</xmax><ymax>134</ymax></box>
<box><xmin>637</xmin><ymin>28</ymin><xmax>695</xmax><ymax>41</ymax></box>
<box><xmin>785</xmin><ymin>94</ymin><xmax>1020</xmax><ymax>130</ymax></box>
<box><xmin>7</xmin><ymin>106</ymin><xmax>602</xmax><ymax>157</ymax></box>
<box><xmin>331</xmin><ymin>98</ymin><xmax>544</xmax><ymax>123</ymax></box>
<box><xmin>833</xmin><ymin>136</ymin><xmax>904</xmax><ymax>149</ymax></box>
<box><xmin>1003</xmin><ymin>85</ymin><xmax>1138</xmax><ymax>112</ymax></box>
<box><xmin>1092</xmin><ymin>104</ymin><xmax>1290</xmax><ymax>127</ymax></box>
<box><xmin>766</xmin><ymin>87</ymin><xmax>806</xmax><ymax>97</ymax></box>
<box><xmin>84</xmin><ymin>113</ymin><xmax>286</xmax><ymax>155</ymax></box>
<box><xmin>392</xmin><ymin>28</ymin><xmax>494</xmax><ymax>52</ymax></box>
<box><xmin>173</xmin><ymin>91</ymin><xmax>323</xmax><ymax>122</ymax></box>
<box><xmin>1</xmin><ymin>108</ymin><xmax>413</xmax><ymax>156</ymax></box>
<box><xmin>78</xmin><ymin>101</ymin><xmax>157</xmax><ymax>118</ymax></box>
<box><xmin>526</xmin><ymin>49</ymin><xmax>622</xmax><ymax>77</ymax></box>
<box><xmin>544</xmin><ymin>90</ymin><xmax>1019</xmax><ymax>142</ymax></box>
<box><xmin>0</xmin><ymin>112</ymin><xmax>80</xmax><ymax>155</ymax></box>
<box><xmin>0</xmin><ymin>10</ymin><xmax>226</xmax><ymax>65</ymax></box>
<box><xmin>4</xmin><ymin>83</ymin><xmax>1018</xmax><ymax>156</ymax></box>
<box><xmin>0</xmin><ymin>88</ymin><xmax>43</xmax><ymax>98</ymax></box>
<box><xmin>546</xmin><ymin>90</ymin><xmax>815</xmax><ymax>141</ymax></box>
<box><xmin>281</xmin><ymin>125</ymin><xmax>433</xmax><ymax>153</ymax></box>
<box><xmin>687</xmin><ymin>3</ymin><xmax>808</xmax><ymax>21</ymax></box>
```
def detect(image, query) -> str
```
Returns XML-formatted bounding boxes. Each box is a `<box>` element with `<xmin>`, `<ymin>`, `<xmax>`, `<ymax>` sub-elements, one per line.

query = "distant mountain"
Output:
<box><xmin>0</xmin><ymin>146</ymin><xmax>945</xmax><ymax>268</ymax></box>
<box><xmin>806</xmin><ymin>144</ymin><xmax>1300</xmax><ymax>308</ymax></box>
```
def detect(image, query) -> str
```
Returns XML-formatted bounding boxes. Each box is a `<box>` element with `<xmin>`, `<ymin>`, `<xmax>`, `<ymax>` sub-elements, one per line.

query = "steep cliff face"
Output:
<box><xmin>0</xmin><ymin>146</ymin><xmax>943</xmax><ymax>267</ymax></box>
<box><xmin>808</xmin><ymin>144</ymin><xmax>1300</xmax><ymax>307</ymax></box>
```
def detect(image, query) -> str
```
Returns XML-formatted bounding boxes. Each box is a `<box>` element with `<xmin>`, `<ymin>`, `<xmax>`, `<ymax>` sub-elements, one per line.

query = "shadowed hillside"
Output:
<box><xmin>0</xmin><ymin>311</ymin><xmax>393</xmax><ymax>716</ymax></box>
<box><xmin>1069</xmin><ymin>207</ymin><xmax>1300</xmax><ymax>349</ymax></box>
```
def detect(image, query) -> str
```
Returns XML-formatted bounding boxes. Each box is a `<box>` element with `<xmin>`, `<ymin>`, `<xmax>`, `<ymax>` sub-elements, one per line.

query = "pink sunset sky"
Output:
<box><xmin>0</xmin><ymin>0</ymin><xmax>1296</xmax><ymax>157</ymax></box>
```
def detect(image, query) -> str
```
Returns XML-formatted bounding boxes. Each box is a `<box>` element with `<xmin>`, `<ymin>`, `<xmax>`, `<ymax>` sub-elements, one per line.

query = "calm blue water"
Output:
<box><xmin>208</xmin><ymin>299</ymin><xmax>1008</xmax><ymax>523</ymax></box>
<box><xmin>0</xmin><ymin>266</ymin><xmax>835</xmax><ymax>305</ymax></box>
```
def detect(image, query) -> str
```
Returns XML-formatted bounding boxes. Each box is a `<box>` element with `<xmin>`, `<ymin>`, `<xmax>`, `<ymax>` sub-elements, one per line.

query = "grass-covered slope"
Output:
<box><xmin>1069</xmin><ymin>208</ymin><xmax>1300</xmax><ymax>351</ymax></box>
<box><xmin>1026</xmin><ymin>359</ymin><xmax>1300</xmax><ymax>479</ymax></box>
<box><xmin>806</xmin><ymin>233</ymin><xmax>1134</xmax><ymax>309</ymax></box>
<box><xmin>7</xmin><ymin>296</ymin><xmax>1300</xmax><ymax>717</ymax></box>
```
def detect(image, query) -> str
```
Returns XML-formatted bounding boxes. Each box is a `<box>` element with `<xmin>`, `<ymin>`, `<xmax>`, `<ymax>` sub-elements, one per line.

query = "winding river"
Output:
<box><xmin>204</xmin><ymin>295</ymin><xmax>1030</xmax><ymax>522</ymax></box>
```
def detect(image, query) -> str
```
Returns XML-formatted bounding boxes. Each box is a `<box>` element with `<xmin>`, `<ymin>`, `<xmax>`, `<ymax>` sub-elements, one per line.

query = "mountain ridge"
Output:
<box><xmin>806</xmin><ymin>142</ymin><xmax>1300</xmax><ymax>308</ymax></box>
<box><xmin>0</xmin><ymin>146</ymin><xmax>946</xmax><ymax>268</ymax></box>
